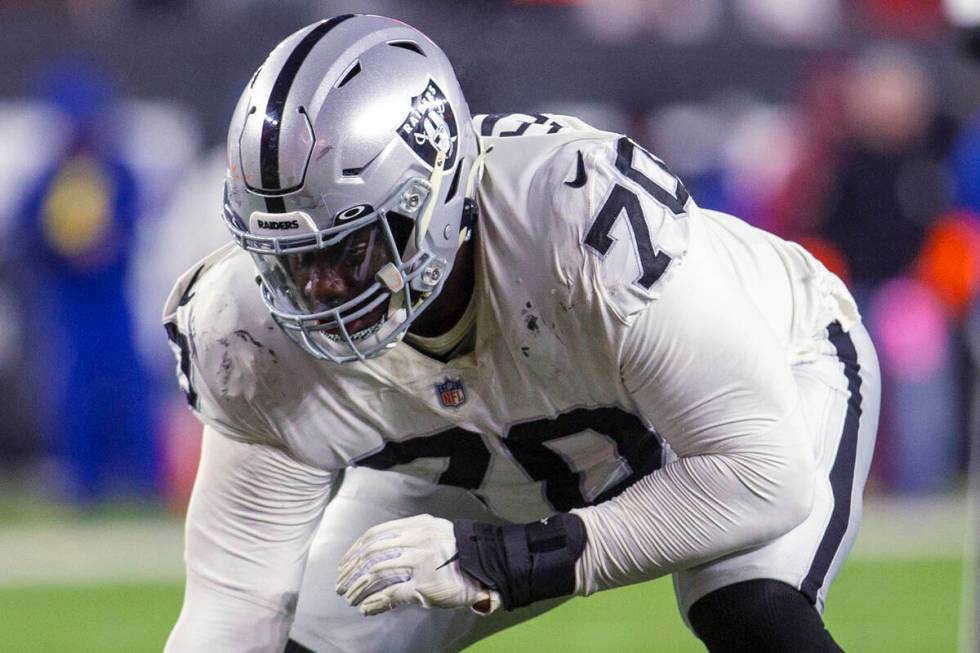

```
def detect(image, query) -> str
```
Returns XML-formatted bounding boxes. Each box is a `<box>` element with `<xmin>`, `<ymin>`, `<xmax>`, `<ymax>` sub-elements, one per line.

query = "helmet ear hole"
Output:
<box><xmin>385</xmin><ymin>211</ymin><xmax>415</xmax><ymax>254</ymax></box>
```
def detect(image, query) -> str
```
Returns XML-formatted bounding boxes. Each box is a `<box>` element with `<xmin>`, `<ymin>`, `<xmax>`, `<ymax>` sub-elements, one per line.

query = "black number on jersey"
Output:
<box><xmin>584</xmin><ymin>138</ymin><xmax>690</xmax><ymax>290</ymax></box>
<box><xmin>165</xmin><ymin>321</ymin><xmax>198</xmax><ymax>410</ymax></box>
<box><xmin>353</xmin><ymin>405</ymin><xmax>663</xmax><ymax>512</ymax></box>
<box><xmin>165</xmin><ymin>263</ymin><xmax>205</xmax><ymax>410</ymax></box>
<box><xmin>354</xmin><ymin>427</ymin><xmax>490</xmax><ymax>490</ymax></box>
<box><xmin>480</xmin><ymin>113</ymin><xmax>564</xmax><ymax>137</ymax></box>
<box><xmin>505</xmin><ymin>406</ymin><xmax>663</xmax><ymax>512</ymax></box>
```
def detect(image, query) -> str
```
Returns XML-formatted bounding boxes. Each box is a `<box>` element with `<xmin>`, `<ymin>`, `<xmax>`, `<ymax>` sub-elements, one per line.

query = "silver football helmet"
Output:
<box><xmin>223</xmin><ymin>14</ymin><xmax>479</xmax><ymax>363</ymax></box>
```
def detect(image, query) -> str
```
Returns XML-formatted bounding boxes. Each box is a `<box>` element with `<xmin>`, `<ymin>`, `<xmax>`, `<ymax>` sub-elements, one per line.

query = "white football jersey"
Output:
<box><xmin>163</xmin><ymin>113</ymin><xmax>858</xmax><ymax>523</ymax></box>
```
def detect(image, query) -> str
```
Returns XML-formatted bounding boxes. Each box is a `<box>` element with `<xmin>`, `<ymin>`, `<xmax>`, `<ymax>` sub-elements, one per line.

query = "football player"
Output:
<box><xmin>164</xmin><ymin>14</ymin><xmax>879</xmax><ymax>653</ymax></box>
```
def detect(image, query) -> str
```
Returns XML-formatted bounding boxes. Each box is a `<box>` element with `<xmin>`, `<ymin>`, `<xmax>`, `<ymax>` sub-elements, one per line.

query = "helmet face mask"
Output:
<box><xmin>224</xmin><ymin>167</ymin><xmax>448</xmax><ymax>362</ymax></box>
<box><xmin>222</xmin><ymin>14</ymin><xmax>479</xmax><ymax>363</ymax></box>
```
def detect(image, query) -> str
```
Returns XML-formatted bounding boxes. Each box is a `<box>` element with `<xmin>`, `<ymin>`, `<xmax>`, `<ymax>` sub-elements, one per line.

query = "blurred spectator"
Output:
<box><xmin>856</xmin><ymin>0</ymin><xmax>946</xmax><ymax>39</ymax></box>
<box><xmin>817</xmin><ymin>46</ymin><xmax>963</xmax><ymax>492</ymax></box>
<box><xmin>766</xmin><ymin>60</ymin><xmax>850</xmax><ymax>241</ymax></box>
<box><xmin>642</xmin><ymin>102</ymin><xmax>728</xmax><ymax>213</ymax></box>
<box><xmin>951</xmin><ymin>114</ymin><xmax>980</xmax><ymax>214</ymax></box>
<box><xmin>0</xmin><ymin>264</ymin><xmax>35</xmax><ymax>472</ymax></box>
<box><xmin>718</xmin><ymin>96</ymin><xmax>803</xmax><ymax>228</ymax></box>
<box><xmin>14</xmin><ymin>59</ymin><xmax>159</xmax><ymax>503</ymax></box>
<box><xmin>735</xmin><ymin>0</ymin><xmax>842</xmax><ymax>46</ymax></box>
<box><xmin>869</xmin><ymin>276</ymin><xmax>959</xmax><ymax>492</ymax></box>
<box><xmin>914</xmin><ymin>211</ymin><xmax>980</xmax><ymax>320</ymax></box>
<box><xmin>574</xmin><ymin>0</ymin><xmax>723</xmax><ymax>45</ymax></box>
<box><xmin>0</xmin><ymin>102</ymin><xmax>67</xmax><ymax>476</ymax></box>
<box><xmin>821</xmin><ymin>45</ymin><xmax>954</xmax><ymax>294</ymax></box>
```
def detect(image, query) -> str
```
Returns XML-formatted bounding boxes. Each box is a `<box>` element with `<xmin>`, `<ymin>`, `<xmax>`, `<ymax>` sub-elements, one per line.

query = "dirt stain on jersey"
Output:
<box><xmin>522</xmin><ymin>303</ymin><xmax>541</xmax><ymax>334</ymax></box>
<box><xmin>216</xmin><ymin>337</ymin><xmax>233</xmax><ymax>396</ymax></box>
<box><xmin>234</xmin><ymin>329</ymin><xmax>278</xmax><ymax>363</ymax></box>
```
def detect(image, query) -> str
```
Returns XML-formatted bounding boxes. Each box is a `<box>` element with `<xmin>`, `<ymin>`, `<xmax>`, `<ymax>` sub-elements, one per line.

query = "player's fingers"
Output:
<box><xmin>336</xmin><ymin>536</ymin><xmax>412</xmax><ymax>587</ymax></box>
<box><xmin>344</xmin><ymin>566</ymin><xmax>412</xmax><ymax>607</ymax></box>
<box><xmin>337</xmin><ymin>532</ymin><xmax>404</xmax><ymax>579</ymax></box>
<box><xmin>360</xmin><ymin>583</ymin><xmax>419</xmax><ymax>616</ymax></box>
<box><xmin>359</xmin><ymin>585</ymin><xmax>397</xmax><ymax>616</ymax></box>
<box><xmin>336</xmin><ymin>547</ymin><xmax>403</xmax><ymax>594</ymax></box>
<box><xmin>338</xmin><ymin>530</ymin><xmax>398</xmax><ymax>570</ymax></box>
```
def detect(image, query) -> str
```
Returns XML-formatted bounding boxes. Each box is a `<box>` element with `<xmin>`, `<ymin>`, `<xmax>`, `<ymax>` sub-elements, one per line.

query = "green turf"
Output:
<box><xmin>0</xmin><ymin>558</ymin><xmax>962</xmax><ymax>652</ymax></box>
<box><xmin>466</xmin><ymin>558</ymin><xmax>965</xmax><ymax>653</ymax></box>
<box><xmin>0</xmin><ymin>583</ymin><xmax>182</xmax><ymax>653</ymax></box>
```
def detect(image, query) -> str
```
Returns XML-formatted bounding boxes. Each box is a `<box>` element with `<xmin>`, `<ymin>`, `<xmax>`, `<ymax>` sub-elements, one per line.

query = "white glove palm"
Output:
<box><xmin>335</xmin><ymin>514</ymin><xmax>501</xmax><ymax>616</ymax></box>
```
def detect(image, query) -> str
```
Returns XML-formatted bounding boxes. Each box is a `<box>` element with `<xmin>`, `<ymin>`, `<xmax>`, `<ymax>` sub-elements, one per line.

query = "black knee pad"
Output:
<box><xmin>688</xmin><ymin>579</ymin><xmax>844</xmax><ymax>653</ymax></box>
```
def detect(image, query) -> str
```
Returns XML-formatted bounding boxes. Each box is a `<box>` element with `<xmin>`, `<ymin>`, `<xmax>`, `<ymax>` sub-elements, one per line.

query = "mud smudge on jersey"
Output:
<box><xmin>234</xmin><ymin>329</ymin><xmax>278</xmax><ymax>363</ymax></box>
<box><xmin>216</xmin><ymin>337</ymin><xmax>233</xmax><ymax>396</ymax></box>
<box><xmin>234</xmin><ymin>329</ymin><xmax>263</xmax><ymax>347</ymax></box>
<box><xmin>520</xmin><ymin>300</ymin><xmax>542</xmax><ymax>340</ymax></box>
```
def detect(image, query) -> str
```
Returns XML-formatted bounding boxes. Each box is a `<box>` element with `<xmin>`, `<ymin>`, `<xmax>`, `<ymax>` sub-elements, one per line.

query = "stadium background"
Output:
<box><xmin>0</xmin><ymin>0</ymin><xmax>976</xmax><ymax>651</ymax></box>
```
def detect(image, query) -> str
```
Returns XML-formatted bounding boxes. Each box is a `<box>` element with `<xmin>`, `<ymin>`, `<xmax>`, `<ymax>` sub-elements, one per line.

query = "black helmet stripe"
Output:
<box><xmin>259</xmin><ymin>14</ymin><xmax>357</xmax><ymax>193</ymax></box>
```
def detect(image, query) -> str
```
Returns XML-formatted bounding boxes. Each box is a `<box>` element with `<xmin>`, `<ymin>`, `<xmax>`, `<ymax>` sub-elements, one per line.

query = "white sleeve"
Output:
<box><xmin>571</xmin><ymin>244</ymin><xmax>816</xmax><ymax>595</ymax></box>
<box><xmin>165</xmin><ymin>426</ymin><xmax>335</xmax><ymax>652</ymax></box>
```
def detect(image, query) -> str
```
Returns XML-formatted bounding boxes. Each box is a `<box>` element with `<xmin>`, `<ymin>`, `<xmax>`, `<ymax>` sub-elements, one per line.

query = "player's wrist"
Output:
<box><xmin>453</xmin><ymin>513</ymin><xmax>586</xmax><ymax>611</ymax></box>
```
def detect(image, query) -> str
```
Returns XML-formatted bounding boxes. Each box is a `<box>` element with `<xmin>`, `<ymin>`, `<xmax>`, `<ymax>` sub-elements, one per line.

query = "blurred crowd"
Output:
<box><xmin>0</xmin><ymin>0</ymin><xmax>978</xmax><ymax>508</ymax></box>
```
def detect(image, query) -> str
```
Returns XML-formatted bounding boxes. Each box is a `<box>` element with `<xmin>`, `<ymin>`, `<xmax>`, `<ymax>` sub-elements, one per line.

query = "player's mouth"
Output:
<box><xmin>319</xmin><ymin>303</ymin><xmax>388</xmax><ymax>342</ymax></box>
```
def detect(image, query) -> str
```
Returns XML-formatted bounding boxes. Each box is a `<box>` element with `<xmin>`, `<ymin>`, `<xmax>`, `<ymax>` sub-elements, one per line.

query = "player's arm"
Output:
<box><xmin>166</xmin><ymin>425</ymin><xmax>335</xmax><ymax>652</ymax></box>
<box><xmin>571</xmin><ymin>254</ymin><xmax>815</xmax><ymax>594</ymax></box>
<box><xmin>548</xmin><ymin>137</ymin><xmax>813</xmax><ymax>596</ymax></box>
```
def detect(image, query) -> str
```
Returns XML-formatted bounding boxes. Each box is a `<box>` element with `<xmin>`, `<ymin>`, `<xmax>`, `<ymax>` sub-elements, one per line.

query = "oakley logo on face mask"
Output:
<box><xmin>257</xmin><ymin>219</ymin><xmax>300</xmax><ymax>230</ymax></box>
<box><xmin>335</xmin><ymin>204</ymin><xmax>374</xmax><ymax>224</ymax></box>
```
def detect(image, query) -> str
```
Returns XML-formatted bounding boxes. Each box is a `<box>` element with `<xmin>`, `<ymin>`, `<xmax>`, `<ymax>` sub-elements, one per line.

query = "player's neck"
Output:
<box><xmin>408</xmin><ymin>236</ymin><xmax>475</xmax><ymax>339</ymax></box>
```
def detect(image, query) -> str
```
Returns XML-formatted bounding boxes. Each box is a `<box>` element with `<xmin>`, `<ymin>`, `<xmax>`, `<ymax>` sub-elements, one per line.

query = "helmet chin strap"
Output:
<box><xmin>379</xmin><ymin>142</ymin><xmax>491</xmax><ymax>341</ymax></box>
<box><xmin>378</xmin><ymin>150</ymin><xmax>447</xmax><ymax>330</ymax></box>
<box><xmin>415</xmin><ymin>149</ymin><xmax>447</xmax><ymax>251</ymax></box>
<box><xmin>459</xmin><ymin>144</ymin><xmax>491</xmax><ymax>245</ymax></box>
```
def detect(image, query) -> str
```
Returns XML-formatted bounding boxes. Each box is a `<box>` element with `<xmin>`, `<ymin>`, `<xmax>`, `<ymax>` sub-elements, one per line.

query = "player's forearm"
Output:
<box><xmin>169</xmin><ymin>427</ymin><xmax>334</xmax><ymax>649</ymax></box>
<box><xmin>572</xmin><ymin>424</ymin><xmax>815</xmax><ymax>595</ymax></box>
<box><xmin>442</xmin><ymin>416</ymin><xmax>813</xmax><ymax>612</ymax></box>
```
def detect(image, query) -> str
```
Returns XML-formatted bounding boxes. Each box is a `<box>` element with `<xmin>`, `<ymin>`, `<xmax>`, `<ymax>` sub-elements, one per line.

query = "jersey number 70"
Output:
<box><xmin>584</xmin><ymin>138</ymin><xmax>689</xmax><ymax>290</ymax></box>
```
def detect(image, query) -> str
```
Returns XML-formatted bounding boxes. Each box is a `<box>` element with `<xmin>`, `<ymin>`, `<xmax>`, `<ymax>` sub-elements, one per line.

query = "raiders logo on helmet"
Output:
<box><xmin>397</xmin><ymin>78</ymin><xmax>458</xmax><ymax>169</ymax></box>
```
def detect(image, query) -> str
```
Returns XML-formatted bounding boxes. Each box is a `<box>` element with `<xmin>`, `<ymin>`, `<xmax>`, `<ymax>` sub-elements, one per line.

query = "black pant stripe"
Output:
<box><xmin>800</xmin><ymin>321</ymin><xmax>863</xmax><ymax>603</ymax></box>
<box><xmin>259</xmin><ymin>14</ymin><xmax>356</xmax><ymax>196</ymax></box>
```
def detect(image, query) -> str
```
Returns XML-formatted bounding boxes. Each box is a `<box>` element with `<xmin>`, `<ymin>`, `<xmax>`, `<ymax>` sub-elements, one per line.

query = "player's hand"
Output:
<box><xmin>335</xmin><ymin>513</ymin><xmax>501</xmax><ymax>616</ymax></box>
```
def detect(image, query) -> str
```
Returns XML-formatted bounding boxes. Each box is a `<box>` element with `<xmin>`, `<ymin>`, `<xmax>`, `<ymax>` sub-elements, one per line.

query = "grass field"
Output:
<box><xmin>0</xmin><ymin>558</ymin><xmax>963</xmax><ymax>652</ymax></box>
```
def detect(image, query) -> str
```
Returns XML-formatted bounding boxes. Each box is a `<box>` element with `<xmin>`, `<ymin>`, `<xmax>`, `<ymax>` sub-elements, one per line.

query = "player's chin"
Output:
<box><xmin>320</xmin><ymin>305</ymin><xmax>388</xmax><ymax>341</ymax></box>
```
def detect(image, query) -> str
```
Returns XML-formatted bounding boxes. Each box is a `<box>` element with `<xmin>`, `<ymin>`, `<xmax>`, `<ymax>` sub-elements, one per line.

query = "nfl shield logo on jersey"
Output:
<box><xmin>435</xmin><ymin>377</ymin><xmax>467</xmax><ymax>409</ymax></box>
